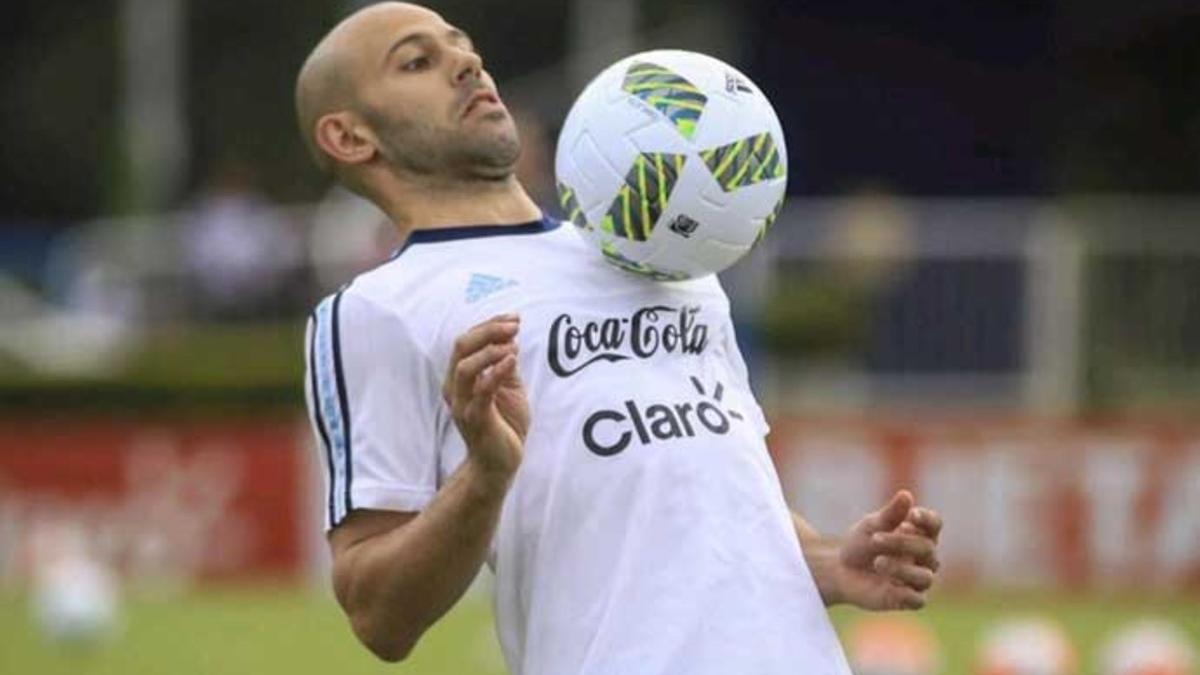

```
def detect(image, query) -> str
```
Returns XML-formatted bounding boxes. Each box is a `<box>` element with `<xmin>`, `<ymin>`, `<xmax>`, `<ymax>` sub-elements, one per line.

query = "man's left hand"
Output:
<box><xmin>830</xmin><ymin>490</ymin><xmax>942</xmax><ymax>611</ymax></box>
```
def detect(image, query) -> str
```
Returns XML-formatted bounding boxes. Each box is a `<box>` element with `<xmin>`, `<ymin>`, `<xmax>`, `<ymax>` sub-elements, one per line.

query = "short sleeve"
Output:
<box><xmin>305</xmin><ymin>289</ymin><xmax>442</xmax><ymax>530</ymax></box>
<box><xmin>720</xmin><ymin>316</ymin><xmax>771</xmax><ymax>437</ymax></box>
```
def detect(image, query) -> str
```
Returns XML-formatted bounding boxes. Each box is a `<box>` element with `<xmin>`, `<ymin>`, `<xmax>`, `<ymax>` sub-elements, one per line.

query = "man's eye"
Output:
<box><xmin>402</xmin><ymin>56</ymin><xmax>430</xmax><ymax>71</ymax></box>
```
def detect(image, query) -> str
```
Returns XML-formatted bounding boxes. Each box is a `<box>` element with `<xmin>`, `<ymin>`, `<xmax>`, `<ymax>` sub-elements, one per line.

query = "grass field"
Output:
<box><xmin>2</xmin><ymin>586</ymin><xmax>1197</xmax><ymax>674</ymax></box>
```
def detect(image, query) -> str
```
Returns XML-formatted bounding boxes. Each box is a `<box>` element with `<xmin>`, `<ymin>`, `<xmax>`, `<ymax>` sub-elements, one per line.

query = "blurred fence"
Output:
<box><xmin>752</xmin><ymin>195</ymin><xmax>1200</xmax><ymax>414</ymax></box>
<box><xmin>3</xmin><ymin>195</ymin><xmax>1199</xmax><ymax>413</ymax></box>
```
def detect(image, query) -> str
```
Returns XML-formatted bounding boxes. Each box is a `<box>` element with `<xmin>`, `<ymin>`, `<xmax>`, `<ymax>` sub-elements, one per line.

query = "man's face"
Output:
<box><xmin>352</xmin><ymin>7</ymin><xmax>521</xmax><ymax>179</ymax></box>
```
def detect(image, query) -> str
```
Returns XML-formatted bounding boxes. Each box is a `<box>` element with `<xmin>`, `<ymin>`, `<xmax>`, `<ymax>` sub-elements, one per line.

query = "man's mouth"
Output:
<box><xmin>463</xmin><ymin>89</ymin><xmax>502</xmax><ymax>117</ymax></box>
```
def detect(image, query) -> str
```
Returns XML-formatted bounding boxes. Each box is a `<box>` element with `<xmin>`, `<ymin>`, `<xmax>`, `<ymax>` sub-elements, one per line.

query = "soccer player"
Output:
<box><xmin>297</xmin><ymin>3</ymin><xmax>943</xmax><ymax>673</ymax></box>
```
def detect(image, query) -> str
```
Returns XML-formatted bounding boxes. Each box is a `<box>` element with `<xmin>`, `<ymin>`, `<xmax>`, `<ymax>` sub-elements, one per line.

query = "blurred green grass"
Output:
<box><xmin>1</xmin><ymin>586</ymin><xmax>1197</xmax><ymax>674</ymax></box>
<box><xmin>831</xmin><ymin>592</ymin><xmax>1200</xmax><ymax>673</ymax></box>
<box><xmin>0</xmin><ymin>586</ymin><xmax>505</xmax><ymax>675</ymax></box>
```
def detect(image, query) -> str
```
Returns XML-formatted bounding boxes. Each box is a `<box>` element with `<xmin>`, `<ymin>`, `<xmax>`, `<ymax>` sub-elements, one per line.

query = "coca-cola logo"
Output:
<box><xmin>547</xmin><ymin>305</ymin><xmax>709</xmax><ymax>377</ymax></box>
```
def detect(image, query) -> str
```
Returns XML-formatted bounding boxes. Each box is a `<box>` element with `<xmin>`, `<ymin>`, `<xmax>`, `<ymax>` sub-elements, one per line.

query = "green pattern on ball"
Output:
<box><xmin>599</xmin><ymin>241</ymin><xmax>690</xmax><ymax>281</ymax></box>
<box><xmin>754</xmin><ymin>194</ymin><xmax>786</xmax><ymax>247</ymax></box>
<box><xmin>557</xmin><ymin>182</ymin><xmax>588</xmax><ymax>229</ymax></box>
<box><xmin>700</xmin><ymin>132</ymin><xmax>785</xmax><ymax>192</ymax></box>
<box><xmin>601</xmin><ymin>152</ymin><xmax>687</xmax><ymax>242</ymax></box>
<box><xmin>622</xmin><ymin>62</ymin><xmax>708</xmax><ymax>140</ymax></box>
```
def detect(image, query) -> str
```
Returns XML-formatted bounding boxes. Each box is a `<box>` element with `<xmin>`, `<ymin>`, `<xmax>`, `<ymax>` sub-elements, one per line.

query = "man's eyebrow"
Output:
<box><xmin>447</xmin><ymin>28</ymin><xmax>473</xmax><ymax>48</ymax></box>
<box><xmin>382</xmin><ymin>28</ymin><xmax>475</xmax><ymax>68</ymax></box>
<box><xmin>383</xmin><ymin>31</ymin><xmax>429</xmax><ymax>67</ymax></box>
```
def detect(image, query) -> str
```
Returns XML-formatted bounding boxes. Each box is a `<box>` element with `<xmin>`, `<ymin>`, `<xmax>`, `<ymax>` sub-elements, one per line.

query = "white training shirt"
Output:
<box><xmin>304</xmin><ymin>216</ymin><xmax>851</xmax><ymax>675</ymax></box>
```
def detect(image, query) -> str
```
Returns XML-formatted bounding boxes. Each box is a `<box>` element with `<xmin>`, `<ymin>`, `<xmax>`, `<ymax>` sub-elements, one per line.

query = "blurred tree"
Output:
<box><xmin>744</xmin><ymin>0</ymin><xmax>1199</xmax><ymax>196</ymax></box>
<box><xmin>187</xmin><ymin>0</ymin><xmax>569</xmax><ymax>204</ymax></box>
<box><xmin>1053</xmin><ymin>13</ymin><xmax>1200</xmax><ymax>192</ymax></box>
<box><xmin>745</xmin><ymin>0</ymin><xmax>1056</xmax><ymax>195</ymax></box>
<box><xmin>186</xmin><ymin>0</ymin><xmax>341</xmax><ymax>204</ymax></box>
<box><xmin>4</xmin><ymin>0</ymin><xmax>1196</xmax><ymax>223</ymax></box>
<box><xmin>0</xmin><ymin>1</ymin><xmax>119</xmax><ymax>222</ymax></box>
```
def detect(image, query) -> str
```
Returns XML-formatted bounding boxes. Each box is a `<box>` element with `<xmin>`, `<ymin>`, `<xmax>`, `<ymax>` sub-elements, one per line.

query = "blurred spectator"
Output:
<box><xmin>759</xmin><ymin>186</ymin><xmax>914</xmax><ymax>364</ymax></box>
<box><xmin>180</xmin><ymin>159</ymin><xmax>304</xmax><ymax>320</ymax></box>
<box><xmin>307</xmin><ymin>186</ymin><xmax>397</xmax><ymax>292</ymax></box>
<box><xmin>720</xmin><ymin>237</ymin><xmax>773</xmax><ymax>384</ymax></box>
<box><xmin>511</xmin><ymin>105</ymin><xmax>557</xmax><ymax>215</ymax></box>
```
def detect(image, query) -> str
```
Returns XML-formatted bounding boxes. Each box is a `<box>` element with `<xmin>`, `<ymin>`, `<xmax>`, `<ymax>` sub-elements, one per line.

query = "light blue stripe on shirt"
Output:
<box><xmin>314</xmin><ymin>293</ymin><xmax>350</xmax><ymax>524</ymax></box>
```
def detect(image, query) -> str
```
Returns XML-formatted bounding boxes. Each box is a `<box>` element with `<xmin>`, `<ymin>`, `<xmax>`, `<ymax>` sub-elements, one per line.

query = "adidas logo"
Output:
<box><xmin>466</xmin><ymin>273</ymin><xmax>518</xmax><ymax>303</ymax></box>
<box><xmin>668</xmin><ymin>214</ymin><xmax>700</xmax><ymax>238</ymax></box>
<box><xmin>725</xmin><ymin>72</ymin><xmax>752</xmax><ymax>94</ymax></box>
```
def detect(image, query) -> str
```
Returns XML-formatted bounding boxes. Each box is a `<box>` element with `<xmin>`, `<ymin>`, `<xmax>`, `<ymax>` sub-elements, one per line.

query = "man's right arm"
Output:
<box><xmin>325</xmin><ymin>314</ymin><xmax>528</xmax><ymax>662</ymax></box>
<box><xmin>329</xmin><ymin>461</ymin><xmax>510</xmax><ymax>661</ymax></box>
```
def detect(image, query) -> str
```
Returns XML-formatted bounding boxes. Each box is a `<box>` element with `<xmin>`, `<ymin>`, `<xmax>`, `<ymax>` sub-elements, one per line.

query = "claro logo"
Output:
<box><xmin>582</xmin><ymin>377</ymin><xmax>744</xmax><ymax>457</ymax></box>
<box><xmin>547</xmin><ymin>305</ymin><xmax>709</xmax><ymax>377</ymax></box>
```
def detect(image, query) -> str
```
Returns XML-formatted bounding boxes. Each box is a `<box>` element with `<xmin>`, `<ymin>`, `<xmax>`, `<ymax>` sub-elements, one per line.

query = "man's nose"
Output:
<box><xmin>452</xmin><ymin>49</ymin><xmax>483</xmax><ymax>85</ymax></box>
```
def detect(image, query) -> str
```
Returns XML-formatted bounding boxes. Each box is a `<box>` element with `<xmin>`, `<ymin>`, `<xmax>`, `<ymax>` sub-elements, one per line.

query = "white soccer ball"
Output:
<box><xmin>976</xmin><ymin>617</ymin><xmax>1079</xmax><ymax>675</ymax></box>
<box><xmin>33</xmin><ymin>551</ymin><xmax>120</xmax><ymax>648</ymax></box>
<box><xmin>555</xmin><ymin>49</ymin><xmax>788</xmax><ymax>280</ymax></box>
<box><xmin>1100</xmin><ymin>619</ymin><xmax>1196</xmax><ymax>675</ymax></box>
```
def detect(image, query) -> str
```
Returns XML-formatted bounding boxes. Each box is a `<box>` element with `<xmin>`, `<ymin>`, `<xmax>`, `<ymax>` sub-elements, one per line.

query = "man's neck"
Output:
<box><xmin>376</xmin><ymin>174</ymin><xmax>543</xmax><ymax>239</ymax></box>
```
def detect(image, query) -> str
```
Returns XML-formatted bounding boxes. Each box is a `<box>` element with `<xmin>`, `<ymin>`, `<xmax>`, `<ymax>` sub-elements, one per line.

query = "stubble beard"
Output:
<box><xmin>371</xmin><ymin>110</ymin><xmax>522</xmax><ymax>182</ymax></box>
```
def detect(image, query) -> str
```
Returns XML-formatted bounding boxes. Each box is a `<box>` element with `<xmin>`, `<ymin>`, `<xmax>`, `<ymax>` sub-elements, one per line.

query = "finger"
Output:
<box><xmin>443</xmin><ymin>316</ymin><xmax>520</xmax><ymax>404</ymax></box>
<box><xmin>873</xmin><ymin>556</ymin><xmax>935</xmax><ymax>592</ymax></box>
<box><xmin>887</xmin><ymin>585</ymin><xmax>926</xmax><ymax>611</ymax></box>
<box><xmin>454</xmin><ymin>343</ymin><xmax>517</xmax><ymax>406</ymax></box>
<box><xmin>451</xmin><ymin>317</ymin><xmax>520</xmax><ymax>362</ymax></box>
<box><xmin>497</xmin><ymin>347</ymin><xmax>524</xmax><ymax>386</ymax></box>
<box><xmin>473</xmin><ymin>352</ymin><xmax>518</xmax><ymax>398</ymax></box>
<box><xmin>448</xmin><ymin>316</ymin><xmax>520</xmax><ymax>370</ymax></box>
<box><xmin>463</xmin><ymin>355</ymin><xmax>516</xmax><ymax>423</ymax></box>
<box><xmin>887</xmin><ymin>523</ymin><xmax>941</xmax><ymax>572</ymax></box>
<box><xmin>456</xmin><ymin>343</ymin><xmax>517</xmax><ymax>397</ymax></box>
<box><xmin>870</xmin><ymin>531</ymin><xmax>936</xmax><ymax>565</ymax></box>
<box><xmin>862</xmin><ymin>490</ymin><xmax>914</xmax><ymax>535</ymax></box>
<box><xmin>906</xmin><ymin>507</ymin><xmax>943</xmax><ymax>542</ymax></box>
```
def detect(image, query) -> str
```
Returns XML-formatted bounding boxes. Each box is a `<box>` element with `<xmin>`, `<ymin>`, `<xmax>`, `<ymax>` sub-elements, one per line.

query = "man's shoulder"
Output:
<box><xmin>326</xmin><ymin>238</ymin><xmax>463</xmax><ymax>312</ymax></box>
<box><xmin>306</xmin><ymin>256</ymin><xmax>423</xmax><ymax>335</ymax></box>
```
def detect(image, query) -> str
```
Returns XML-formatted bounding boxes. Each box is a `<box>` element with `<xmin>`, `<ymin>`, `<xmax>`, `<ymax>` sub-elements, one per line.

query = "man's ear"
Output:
<box><xmin>313</xmin><ymin>111</ymin><xmax>377</xmax><ymax>167</ymax></box>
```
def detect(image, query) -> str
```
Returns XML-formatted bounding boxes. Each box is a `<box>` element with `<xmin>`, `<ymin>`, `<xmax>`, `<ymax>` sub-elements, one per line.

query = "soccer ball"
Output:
<box><xmin>1100</xmin><ymin>620</ymin><xmax>1196</xmax><ymax>675</ymax></box>
<box><xmin>975</xmin><ymin>617</ymin><xmax>1079</xmax><ymax>675</ymax></box>
<box><xmin>555</xmin><ymin>49</ymin><xmax>787</xmax><ymax>280</ymax></box>
<box><xmin>31</xmin><ymin>527</ymin><xmax>120</xmax><ymax>649</ymax></box>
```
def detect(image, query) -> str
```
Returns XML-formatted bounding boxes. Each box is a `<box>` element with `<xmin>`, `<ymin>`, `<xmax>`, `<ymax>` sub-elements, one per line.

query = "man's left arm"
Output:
<box><xmin>792</xmin><ymin>490</ymin><xmax>942</xmax><ymax>611</ymax></box>
<box><xmin>712</xmin><ymin>311</ymin><xmax>943</xmax><ymax>610</ymax></box>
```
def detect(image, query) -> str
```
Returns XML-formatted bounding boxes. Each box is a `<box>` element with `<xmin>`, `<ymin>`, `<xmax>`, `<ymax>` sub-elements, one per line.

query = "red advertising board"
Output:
<box><xmin>2</xmin><ymin>414</ymin><xmax>1197</xmax><ymax>591</ymax></box>
<box><xmin>0</xmin><ymin>418</ymin><xmax>308</xmax><ymax>585</ymax></box>
<box><xmin>768</xmin><ymin>415</ymin><xmax>1200</xmax><ymax>591</ymax></box>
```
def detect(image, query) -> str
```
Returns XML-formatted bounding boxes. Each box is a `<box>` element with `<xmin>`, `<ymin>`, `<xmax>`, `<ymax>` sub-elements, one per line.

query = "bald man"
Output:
<box><xmin>297</xmin><ymin>4</ymin><xmax>943</xmax><ymax>674</ymax></box>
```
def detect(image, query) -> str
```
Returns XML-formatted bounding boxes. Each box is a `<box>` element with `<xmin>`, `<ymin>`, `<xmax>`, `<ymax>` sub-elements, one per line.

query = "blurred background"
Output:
<box><xmin>2</xmin><ymin>0</ymin><xmax>1198</xmax><ymax>673</ymax></box>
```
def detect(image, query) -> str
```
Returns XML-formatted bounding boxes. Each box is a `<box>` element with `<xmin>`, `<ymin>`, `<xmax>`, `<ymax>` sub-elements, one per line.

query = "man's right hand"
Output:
<box><xmin>443</xmin><ymin>313</ymin><xmax>530</xmax><ymax>478</ymax></box>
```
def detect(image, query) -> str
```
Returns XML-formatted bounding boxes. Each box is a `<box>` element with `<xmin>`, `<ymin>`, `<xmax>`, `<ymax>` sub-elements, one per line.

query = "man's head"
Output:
<box><xmin>295</xmin><ymin>3</ymin><xmax>521</xmax><ymax>195</ymax></box>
